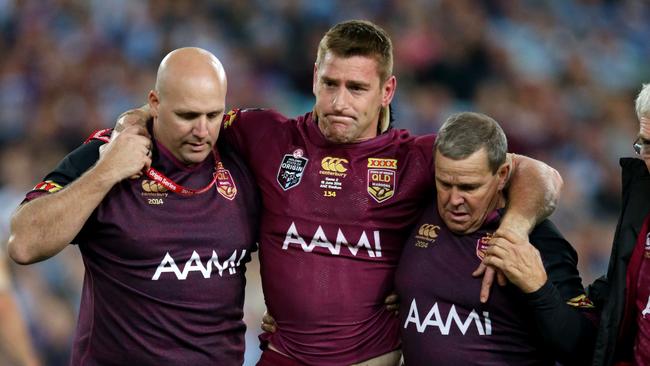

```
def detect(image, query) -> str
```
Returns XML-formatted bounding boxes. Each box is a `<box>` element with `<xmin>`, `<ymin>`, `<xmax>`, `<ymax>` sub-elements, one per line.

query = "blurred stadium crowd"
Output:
<box><xmin>0</xmin><ymin>0</ymin><xmax>648</xmax><ymax>364</ymax></box>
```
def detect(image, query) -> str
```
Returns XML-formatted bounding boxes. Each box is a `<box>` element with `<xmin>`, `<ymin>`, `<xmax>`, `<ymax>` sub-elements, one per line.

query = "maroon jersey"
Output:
<box><xmin>221</xmin><ymin>109</ymin><xmax>435</xmax><ymax>365</ymax></box>
<box><xmin>26</xmin><ymin>140</ymin><xmax>259</xmax><ymax>365</ymax></box>
<box><xmin>396</xmin><ymin>198</ymin><xmax>593</xmax><ymax>365</ymax></box>
<box><xmin>634</xmin><ymin>217</ymin><xmax>650</xmax><ymax>365</ymax></box>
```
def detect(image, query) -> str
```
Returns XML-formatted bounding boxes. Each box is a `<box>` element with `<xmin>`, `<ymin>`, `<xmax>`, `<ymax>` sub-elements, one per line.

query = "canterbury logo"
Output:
<box><xmin>321</xmin><ymin>157</ymin><xmax>348</xmax><ymax>173</ymax></box>
<box><xmin>141</xmin><ymin>180</ymin><xmax>168</xmax><ymax>193</ymax></box>
<box><xmin>418</xmin><ymin>224</ymin><xmax>440</xmax><ymax>239</ymax></box>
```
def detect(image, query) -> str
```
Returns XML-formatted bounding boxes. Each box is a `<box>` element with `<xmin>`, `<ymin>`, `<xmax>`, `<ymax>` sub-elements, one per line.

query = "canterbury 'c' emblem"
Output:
<box><xmin>141</xmin><ymin>180</ymin><xmax>168</xmax><ymax>193</ymax></box>
<box><xmin>418</xmin><ymin>224</ymin><xmax>440</xmax><ymax>239</ymax></box>
<box><xmin>321</xmin><ymin>157</ymin><xmax>348</xmax><ymax>173</ymax></box>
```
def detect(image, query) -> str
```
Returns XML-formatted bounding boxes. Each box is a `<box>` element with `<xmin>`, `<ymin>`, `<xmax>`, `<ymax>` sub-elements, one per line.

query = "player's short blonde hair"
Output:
<box><xmin>316</xmin><ymin>20</ymin><xmax>393</xmax><ymax>83</ymax></box>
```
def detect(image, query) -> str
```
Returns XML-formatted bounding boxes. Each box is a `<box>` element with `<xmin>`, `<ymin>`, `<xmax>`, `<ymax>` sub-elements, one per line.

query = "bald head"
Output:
<box><xmin>155</xmin><ymin>47</ymin><xmax>227</xmax><ymax>99</ymax></box>
<box><xmin>149</xmin><ymin>47</ymin><xmax>228</xmax><ymax>166</ymax></box>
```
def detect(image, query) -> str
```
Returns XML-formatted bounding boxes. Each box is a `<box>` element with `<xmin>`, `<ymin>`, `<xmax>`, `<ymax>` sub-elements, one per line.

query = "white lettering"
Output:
<box><xmin>642</xmin><ymin>294</ymin><xmax>650</xmax><ymax>318</ymax></box>
<box><xmin>282</xmin><ymin>222</ymin><xmax>381</xmax><ymax>258</ymax></box>
<box><xmin>151</xmin><ymin>250</ymin><xmax>246</xmax><ymax>280</ymax></box>
<box><xmin>374</xmin><ymin>231</ymin><xmax>382</xmax><ymax>257</ymax></box>
<box><xmin>309</xmin><ymin>226</ymin><xmax>340</xmax><ymax>255</ymax></box>
<box><xmin>283</xmin><ymin>222</ymin><xmax>309</xmax><ymax>251</ymax></box>
<box><xmin>405</xmin><ymin>298</ymin><xmax>424</xmax><ymax>331</ymax></box>
<box><xmin>152</xmin><ymin>252</ymin><xmax>183</xmax><ymax>280</ymax></box>
<box><xmin>209</xmin><ymin>250</ymin><xmax>239</xmax><ymax>277</ymax></box>
<box><xmin>181</xmin><ymin>251</ymin><xmax>210</xmax><ymax>279</ymax></box>
<box><xmin>403</xmin><ymin>298</ymin><xmax>492</xmax><ymax>336</ymax></box>
<box><xmin>483</xmin><ymin>311</ymin><xmax>492</xmax><ymax>335</ymax></box>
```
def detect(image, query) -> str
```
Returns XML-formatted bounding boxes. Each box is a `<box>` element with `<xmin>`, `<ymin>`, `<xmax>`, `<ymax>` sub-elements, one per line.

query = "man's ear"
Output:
<box><xmin>312</xmin><ymin>63</ymin><xmax>319</xmax><ymax>96</ymax></box>
<box><xmin>148</xmin><ymin>90</ymin><xmax>159</xmax><ymax>118</ymax></box>
<box><xmin>497</xmin><ymin>160</ymin><xmax>511</xmax><ymax>191</ymax></box>
<box><xmin>381</xmin><ymin>75</ymin><xmax>396</xmax><ymax>107</ymax></box>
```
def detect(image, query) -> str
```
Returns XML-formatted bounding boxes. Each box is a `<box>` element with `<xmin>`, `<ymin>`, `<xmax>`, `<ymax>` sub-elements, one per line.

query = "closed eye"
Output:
<box><xmin>176</xmin><ymin>112</ymin><xmax>200</xmax><ymax>120</ymax></box>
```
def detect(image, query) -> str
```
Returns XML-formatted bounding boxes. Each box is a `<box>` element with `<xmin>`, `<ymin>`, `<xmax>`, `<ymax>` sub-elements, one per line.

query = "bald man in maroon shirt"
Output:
<box><xmin>8</xmin><ymin>48</ymin><xmax>259</xmax><ymax>365</ymax></box>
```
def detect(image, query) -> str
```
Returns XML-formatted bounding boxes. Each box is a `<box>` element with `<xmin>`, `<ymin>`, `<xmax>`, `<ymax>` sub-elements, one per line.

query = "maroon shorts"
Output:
<box><xmin>256</xmin><ymin>349</ymin><xmax>306</xmax><ymax>366</ymax></box>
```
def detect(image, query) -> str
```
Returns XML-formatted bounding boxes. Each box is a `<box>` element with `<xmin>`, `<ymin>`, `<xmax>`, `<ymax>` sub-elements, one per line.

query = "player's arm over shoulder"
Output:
<box><xmin>501</xmin><ymin>154</ymin><xmax>563</xmax><ymax>234</ymax></box>
<box><xmin>220</xmin><ymin>107</ymin><xmax>292</xmax><ymax>159</ymax></box>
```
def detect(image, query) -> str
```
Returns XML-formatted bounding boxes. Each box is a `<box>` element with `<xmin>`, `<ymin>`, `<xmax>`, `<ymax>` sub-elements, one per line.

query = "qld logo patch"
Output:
<box><xmin>476</xmin><ymin>232</ymin><xmax>494</xmax><ymax>260</ymax></box>
<box><xmin>33</xmin><ymin>180</ymin><xmax>63</xmax><ymax>193</ymax></box>
<box><xmin>277</xmin><ymin>149</ymin><xmax>309</xmax><ymax>191</ymax></box>
<box><xmin>367</xmin><ymin>158</ymin><xmax>397</xmax><ymax>203</ymax></box>
<box><xmin>215</xmin><ymin>162</ymin><xmax>237</xmax><ymax>200</ymax></box>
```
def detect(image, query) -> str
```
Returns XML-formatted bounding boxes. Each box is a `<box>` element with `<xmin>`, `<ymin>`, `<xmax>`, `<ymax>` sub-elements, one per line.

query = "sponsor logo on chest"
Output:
<box><xmin>645</xmin><ymin>232</ymin><xmax>650</xmax><ymax>258</ymax></box>
<box><xmin>414</xmin><ymin>224</ymin><xmax>440</xmax><ymax>248</ymax></box>
<box><xmin>152</xmin><ymin>249</ymin><xmax>248</xmax><ymax>280</ymax></box>
<box><xmin>319</xmin><ymin>156</ymin><xmax>348</xmax><ymax>198</ymax></box>
<box><xmin>404</xmin><ymin>298</ymin><xmax>492</xmax><ymax>336</ymax></box>
<box><xmin>367</xmin><ymin>158</ymin><xmax>398</xmax><ymax>203</ymax></box>
<box><xmin>277</xmin><ymin>148</ymin><xmax>309</xmax><ymax>190</ymax></box>
<box><xmin>141</xmin><ymin>180</ymin><xmax>168</xmax><ymax>205</ymax></box>
<box><xmin>283</xmin><ymin>221</ymin><xmax>382</xmax><ymax>258</ymax></box>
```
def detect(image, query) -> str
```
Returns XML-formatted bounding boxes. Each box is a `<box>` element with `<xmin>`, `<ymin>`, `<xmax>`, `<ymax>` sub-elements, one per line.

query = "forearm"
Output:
<box><xmin>525</xmin><ymin>282</ymin><xmax>597</xmax><ymax>365</ymax></box>
<box><xmin>503</xmin><ymin>154</ymin><xmax>562</xmax><ymax>233</ymax></box>
<box><xmin>8</xmin><ymin>165</ymin><xmax>117</xmax><ymax>264</ymax></box>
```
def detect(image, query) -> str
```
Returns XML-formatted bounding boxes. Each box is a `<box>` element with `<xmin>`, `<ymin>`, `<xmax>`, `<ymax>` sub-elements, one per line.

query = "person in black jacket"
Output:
<box><xmin>589</xmin><ymin>83</ymin><xmax>650</xmax><ymax>366</ymax></box>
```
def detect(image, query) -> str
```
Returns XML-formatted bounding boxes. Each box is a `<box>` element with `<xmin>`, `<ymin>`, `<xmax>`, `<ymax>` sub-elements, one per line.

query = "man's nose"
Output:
<box><xmin>332</xmin><ymin>88</ymin><xmax>350</xmax><ymax>111</ymax></box>
<box><xmin>193</xmin><ymin>116</ymin><xmax>209</xmax><ymax>138</ymax></box>
<box><xmin>449</xmin><ymin>188</ymin><xmax>464</xmax><ymax>206</ymax></box>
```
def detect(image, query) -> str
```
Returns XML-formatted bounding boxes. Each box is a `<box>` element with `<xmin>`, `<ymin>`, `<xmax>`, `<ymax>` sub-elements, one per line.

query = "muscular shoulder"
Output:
<box><xmin>223</xmin><ymin>108</ymin><xmax>293</xmax><ymax>130</ymax></box>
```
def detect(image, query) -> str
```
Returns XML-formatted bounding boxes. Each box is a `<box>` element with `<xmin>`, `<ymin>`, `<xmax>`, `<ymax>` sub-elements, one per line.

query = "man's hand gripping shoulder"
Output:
<box><xmin>473</xmin><ymin>153</ymin><xmax>563</xmax><ymax>302</ymax></box>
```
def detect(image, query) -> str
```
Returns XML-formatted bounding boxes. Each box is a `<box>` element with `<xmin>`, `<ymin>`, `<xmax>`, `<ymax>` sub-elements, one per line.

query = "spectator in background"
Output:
<box><xmin>0</xmin><ymin>253</ymin><xmax>40</xmax><ymax>366</ymax></box>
